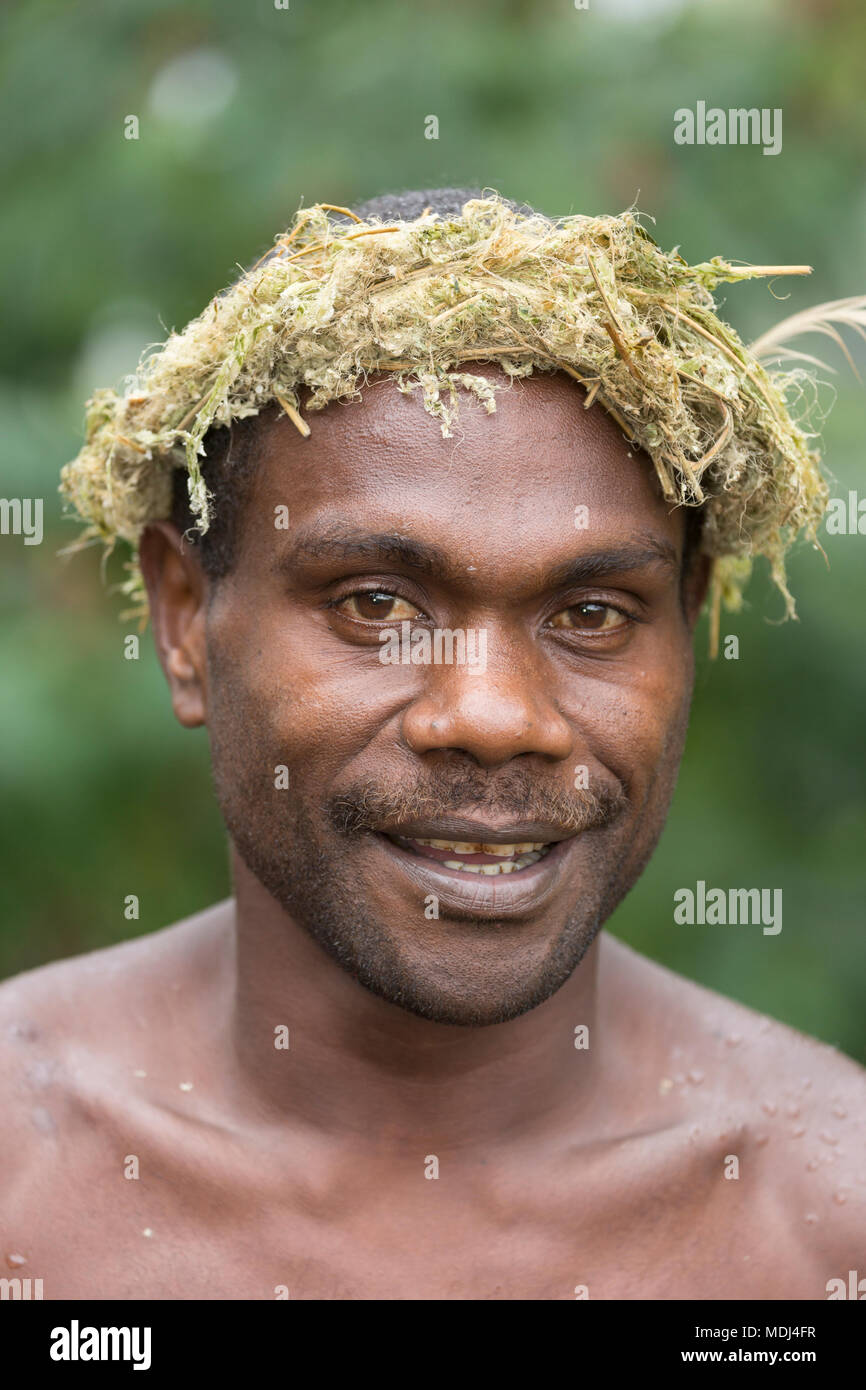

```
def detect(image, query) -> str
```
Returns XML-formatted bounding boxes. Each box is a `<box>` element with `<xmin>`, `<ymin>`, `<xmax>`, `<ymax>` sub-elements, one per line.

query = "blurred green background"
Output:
<box><xmin>1</xmin><ymin>0</ymin><xmax>863</xmax><ymax>1057</ymax></box>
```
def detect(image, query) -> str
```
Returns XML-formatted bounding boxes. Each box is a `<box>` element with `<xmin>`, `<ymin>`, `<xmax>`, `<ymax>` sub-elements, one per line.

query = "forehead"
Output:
<box><xmin>241</xmin><ymin>367</ymin><xmax>683</xmax><ymax>570</ymax></box>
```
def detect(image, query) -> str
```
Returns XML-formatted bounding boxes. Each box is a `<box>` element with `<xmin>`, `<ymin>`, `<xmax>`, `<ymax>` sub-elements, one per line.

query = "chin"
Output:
<box><xmin>351</xmin><ymin>945</ymin><xmax>580</xmax><ymax>1028</ymax></box>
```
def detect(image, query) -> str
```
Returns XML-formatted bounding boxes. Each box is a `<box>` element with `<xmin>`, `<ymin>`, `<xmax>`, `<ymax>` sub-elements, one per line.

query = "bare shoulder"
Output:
<box><xmin>605</xmin><ymin>931</ymin><xmax>866</xmax><ymax>1111</ymax></box>
<box><xmin>605</xmin><ymin>934</ymin><xmax>866</xmax><ymax>1289</ymax></box>
<box><xmin>0</xmin><ymin>904</ymin><xmax>232</xmax><ymax>1171</ymax></box>
<box><xmin>0</xmin><ymin>903</ymin><xmax>231</xmax><ymax>1047</ymax></box>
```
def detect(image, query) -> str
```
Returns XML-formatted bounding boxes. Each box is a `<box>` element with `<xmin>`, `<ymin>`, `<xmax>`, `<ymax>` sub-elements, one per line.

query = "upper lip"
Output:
<box><xmin>380</xmin><ymin>819</ymin><xmax>577</xmax><ymax>845</ymax></box>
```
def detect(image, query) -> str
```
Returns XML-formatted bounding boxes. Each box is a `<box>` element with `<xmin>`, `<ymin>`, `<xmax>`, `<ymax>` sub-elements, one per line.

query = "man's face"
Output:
<box><xmin>194</xmin><ymin>368</ymin><xmax>704</xmax><ymax>1025</ymax></box>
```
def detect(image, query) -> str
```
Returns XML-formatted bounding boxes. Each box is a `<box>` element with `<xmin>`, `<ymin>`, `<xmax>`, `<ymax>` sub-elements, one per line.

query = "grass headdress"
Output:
<box><xmin>61</xmin><ymin>193</ymin><xmax>861</xmax><ymax>652</ymax></box>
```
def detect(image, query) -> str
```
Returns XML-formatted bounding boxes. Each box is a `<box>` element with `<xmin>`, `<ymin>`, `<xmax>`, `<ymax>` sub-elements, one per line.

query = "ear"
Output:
<box><xmin>682</xmin><ymin>551</ymin><xmax>712</xmax><ymax>631</ymax></box>
<box><xmin>138</xmin><ymin>521</ymin><xmax>209</xmax><ymax>728</ymax></box>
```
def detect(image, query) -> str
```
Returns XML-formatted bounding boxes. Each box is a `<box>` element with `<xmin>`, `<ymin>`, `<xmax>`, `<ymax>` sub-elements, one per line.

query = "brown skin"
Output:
<box><xmin>1</xmin><ymin>368</ymin><xmax>864</xmax><ymax>1300</ymax></box>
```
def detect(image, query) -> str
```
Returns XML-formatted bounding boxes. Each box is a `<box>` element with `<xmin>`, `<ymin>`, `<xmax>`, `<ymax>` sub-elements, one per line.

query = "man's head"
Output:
<box><xmin>140</xmin><ymin>350</ymin><xmax>709</xmax><ymax>1026</ymax></box>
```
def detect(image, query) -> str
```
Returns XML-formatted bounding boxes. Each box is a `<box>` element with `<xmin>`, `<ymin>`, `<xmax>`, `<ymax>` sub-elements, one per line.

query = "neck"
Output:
<box><xmin>219</xmin><ymin>852</ymin><xmax>618</xmax><ymax>1147</ymax></box>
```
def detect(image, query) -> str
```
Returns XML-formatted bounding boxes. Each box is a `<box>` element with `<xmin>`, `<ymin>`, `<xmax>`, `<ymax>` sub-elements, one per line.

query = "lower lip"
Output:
<box><xmin>375</xmin><ymin>833</ymin><xmax>576</xmax><ymax>920</ymax></box>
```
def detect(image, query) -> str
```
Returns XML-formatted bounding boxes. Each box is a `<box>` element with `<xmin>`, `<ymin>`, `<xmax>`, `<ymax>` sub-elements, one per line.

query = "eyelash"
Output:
<box><xmin>325</xmin><ymin>584</ymin><xmax>642</xmax><ymax>635</ymax></box>
<box><xmin>325</xmin><ymin>583</ymin><xmax>429</xmax><ymax>621</ymax></box>
<box><xmin>557</xmin><ymin>590</ymin><xmax>645</xmax><ymax>633</ymax></box>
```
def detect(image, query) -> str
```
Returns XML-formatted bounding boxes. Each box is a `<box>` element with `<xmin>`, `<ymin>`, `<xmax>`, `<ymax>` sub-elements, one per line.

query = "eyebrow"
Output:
<box><xmin>275</xmin><ymin>527</ymin><xmax>459</xmax><ymax>580</ymax></box>
<box><xmin>274</xmin><ymin>524</ymin><xmax>679</xmax><ymax>588</ymax></box>
<box><xmin>547</xmin><ymin>536</ymin><xmax>679</xmax><ymax>587</ymax></box>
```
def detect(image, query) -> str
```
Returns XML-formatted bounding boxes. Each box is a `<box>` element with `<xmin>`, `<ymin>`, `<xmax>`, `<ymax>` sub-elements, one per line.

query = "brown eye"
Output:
<box><xmin>338</xmin><ymin>591</ymin><xmax>423</xmax><ymax>622</ymax></box>
<box><xmin>549</xmin><ymin>602</ymin><xmax>626</xmax><ymax>632</ymax></box>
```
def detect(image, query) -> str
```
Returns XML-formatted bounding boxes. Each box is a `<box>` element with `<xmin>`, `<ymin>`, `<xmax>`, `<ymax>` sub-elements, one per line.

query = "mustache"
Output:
<box><xmin>327</xmin><ymin>765</ymin><xmax>629</xmax><ymax>838</ymax></box>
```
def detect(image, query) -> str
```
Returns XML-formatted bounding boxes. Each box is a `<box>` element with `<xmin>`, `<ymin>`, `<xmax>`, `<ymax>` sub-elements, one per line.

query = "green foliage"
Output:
<box><xmin>60</xmin><ymin>193</ymin><xmax>829</xmax><ymax>633</ymax></box>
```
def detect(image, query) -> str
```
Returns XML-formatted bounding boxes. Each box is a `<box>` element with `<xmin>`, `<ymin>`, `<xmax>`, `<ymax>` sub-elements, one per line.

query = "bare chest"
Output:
<box><xmin>6</xmin><ymin>1135</ymin><xmax>815</xmax><ymax>1301</ymax></box>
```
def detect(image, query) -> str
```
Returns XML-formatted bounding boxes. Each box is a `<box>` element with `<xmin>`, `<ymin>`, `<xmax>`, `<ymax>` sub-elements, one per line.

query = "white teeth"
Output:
<box><xmin>438</xmin><ymin>851</ymin><xmax>545</xmax><ymax>875</ymax></box>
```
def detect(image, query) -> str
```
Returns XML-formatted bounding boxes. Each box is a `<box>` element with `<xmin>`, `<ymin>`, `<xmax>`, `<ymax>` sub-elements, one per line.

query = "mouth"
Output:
<box><xmin>372</xmin><ymin>819</ymin><xmax>582</xmax><ymax>918</ymax></box>
<box><xmin>384</xmin><ymin>833</ymin><xmax>554</xmax><ymax>876</ymax></box>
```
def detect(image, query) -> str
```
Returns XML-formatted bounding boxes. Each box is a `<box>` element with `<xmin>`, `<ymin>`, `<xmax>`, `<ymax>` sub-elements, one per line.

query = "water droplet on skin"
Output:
<box><xmin>659</xmin><ymin>1077</ymin><xmax>673</xmax><ymax>1094</ymax></box>
<box><xmin>725</xmin><ymin>1034</ymin><xmax>743</xmax><ymax>1048</ymax></box>
<box><xmin>806</xmin><ymin>1159</ymin><xmax>819</xmax><ymax>1171</ymax></box>
<box><xmin>689</xmin><ymin>1125</ymin><xmax>701</xmax><ymax>1140</ymax></box>
<box><xmin>787</xmin><ymin>1104</ymin><xmax>801</xmax><ymax>1119</ymax></box>
<box><xmin>759</xmin><ymin>1020</ymin><xmax>771</xmax><ymax>1034</ymax></box>
<box><xmin>819</xmin><ymin>1131</ymin><xmax>839</xmax><ymax>1145</ymax></box>
<box><xmin>833</xmin><ymin>1191</ymin><xmax>848</xmax><ymax>1205</ymax></box>
<box><xmin>833</xmin><ymin>1105</ymin><xmax>848</xmax><ymax>1119</ymax></box>
<box><xmin>179</xmin><ymin>1082</ymin><xmax>193</xmax><ymax>1092</ymax></box>
<box><xmin>756</xmin><ymin>1134</ymin><xmax>770</xmax><ymax>1147</ymax></box>
<box><xmin>9</xmin><ymin>1020</ymin><xmax>38</xmax><ymax>1042</ymax></box>
<box><xmin>6</xmin><ymin>1253</ymin><xmax>26</xmax><ymax>1268</ymax></box>
<box><xmin>688</xmin><ymin>1069</ymin><xmax>705</xmax><ymax>1085</ymax></box>
<box><xmin>31</xmin><ymin>1107</ymin><xmax>55</xmax><ymax>1134</ymax></box>
<box><xmin>27</xmin><ymin>1060</ymin><xmax>55</xmax><ymax>1088</ymax></box>
<box><xmin>142</xmin><ymin>1228</ymin><xmax>154</xmax><ymax>1238</ymax></box>
<box><xmin>804</xmin><ymin>1212</ymin><xmax>818</xmax><ymax>1224</ymax></box>
<box><xmin>792</xmin><ymin>1126</ymin><xmax>806</xmax><ymax>1138</ymax></box>
<box><xmin>133</xmin><ymin>1069</ymin><xmax>147</xmax><ymax>1079</ymax></box>
<box><xmin>761</xmin><ymin>1101</ymin><xmax>777</xmax><ymax>1116</ymax></box>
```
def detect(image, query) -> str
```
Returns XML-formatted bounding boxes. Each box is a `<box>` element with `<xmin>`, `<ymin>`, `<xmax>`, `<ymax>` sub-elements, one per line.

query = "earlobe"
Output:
<box><xmin>138</xmin><ymin>522</ymin><xmax>209</xmax><ymax>728</ymax></box>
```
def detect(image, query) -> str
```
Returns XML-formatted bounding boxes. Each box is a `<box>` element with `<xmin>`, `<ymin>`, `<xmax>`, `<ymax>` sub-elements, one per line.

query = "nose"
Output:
<box><xmin>400</xmin><ymin>639</ymin><xmax>574</xmax><ymax>770</ymax></box>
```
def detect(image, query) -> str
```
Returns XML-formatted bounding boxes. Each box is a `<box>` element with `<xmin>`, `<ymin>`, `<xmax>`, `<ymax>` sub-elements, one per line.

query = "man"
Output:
<box><xmin>1</xmin><ymin>189</ymin><xmax>863</xmax><ymax>1300</ymax></box>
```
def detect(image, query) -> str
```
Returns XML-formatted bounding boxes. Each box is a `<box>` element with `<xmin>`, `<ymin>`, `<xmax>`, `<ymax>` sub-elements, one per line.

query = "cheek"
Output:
<box><xmin>207</xmin><ymin>604</ymin><xmax>399</xmax><ymax>777</ymax></box>
<box><xmin>564</xmin><ymin>663</ymin><xmax>691</xmax><ymax>793</ymax></box>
